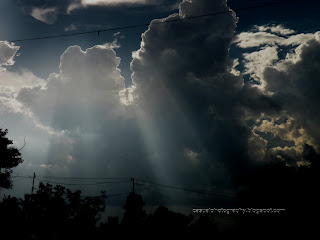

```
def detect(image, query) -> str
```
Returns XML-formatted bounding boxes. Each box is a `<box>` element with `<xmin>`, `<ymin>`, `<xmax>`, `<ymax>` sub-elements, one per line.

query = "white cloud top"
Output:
<box><xmin>256</xmin><ymin>25</ymin><xmax>296</xmax><ymax>36</ymax></box>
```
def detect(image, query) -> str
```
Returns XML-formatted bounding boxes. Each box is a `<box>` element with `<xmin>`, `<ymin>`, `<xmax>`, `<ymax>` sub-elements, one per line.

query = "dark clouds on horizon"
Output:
<box><xmin>1</xmin><ymin>0</ymin><xmax>320</xmax><ymax>206</ymax></box>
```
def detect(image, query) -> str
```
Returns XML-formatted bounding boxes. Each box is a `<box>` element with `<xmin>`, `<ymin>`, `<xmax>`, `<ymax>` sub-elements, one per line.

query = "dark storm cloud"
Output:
<box><xmin>235</xmin><ymin>25</ymin><xmax>320</xmax><ymax>167</ymax></box>
<box><xmin>263</xmin><ymin>38</ymin><xmax>320</xmax><ymax>147</ymax></box>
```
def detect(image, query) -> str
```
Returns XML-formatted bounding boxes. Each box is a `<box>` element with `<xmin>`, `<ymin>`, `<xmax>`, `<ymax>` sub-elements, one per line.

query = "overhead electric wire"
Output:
<box><xmin>136</xmin><ymin>183</ymin><xmax>175</xmax><ymax>202</ymax></box>
<box><xmin>36</xmin><ymin>176</ymin><xmax>130</xmax><ymax>180</ymax></box>
<box><xmin>105</xmin><ymin>192</ymin><xmax>131</xmax><ymax>198</ymax></box>
<box><xmin>36</xmin><ymin>177</ymin><xmax>129</xmax><ymax>184</ymax></box>
<box><xmin>136</xmin><ymin>183</ymin><xmax>219</xmax><ymax>206</ymax></box>
<box><xmin>135</xmin><ymin>179</ymin><xmax>237</xmax><ymax>199</ymax></box>
<box><xmin>12</xmin><ymin>174</ymin><xmax>238</xmax><ymax>198</ymax></box>
<box><xmin>12</xmin><ymin>178</ymin><xmax>29</xmax><ymax>183</ymax></box>
<box><xmin>34</xmin><ymin>179</ymin><xmax>130</xmax><ymax>186</ymax></box>
<box><xmin>12</xmin><ymin>175</ymin><xmax>32</xmax><ymax>179</ymax></box>
<box><xmin>8</xmin><ymin>0</ymin><xmax>293</xmax><ymax>43</ymax></box>
<box><xmin>79</xmin><ymin>192</ymin><xmax>130</xmax><ymax>199</ymax></box>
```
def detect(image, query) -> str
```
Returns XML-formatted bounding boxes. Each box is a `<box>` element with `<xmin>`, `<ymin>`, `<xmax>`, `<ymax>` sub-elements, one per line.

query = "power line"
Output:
<box><xmin>106</xmin><ymin>192</ymin><xmax>131</xmax><ymax>198</ymax></box>
<box><xmin>12</xmin><ymin>178</ymin><xmax>29</xmax><ymax>183</ymax></box>
<box><xmin>12</xmin><ymin>174</ymin><xmax>237</xmax><ymax>198</ymax></box>
<box><xmin>136</xmin><ymin>183</ymin><xmax>225</xmax><ymax>206</ymax></box>
<box><xmin>81</xmin><ymin>192</ymin><xmax>130</xmax><ymax>198</ymax></box>
<box><xmin>36</xmin><ymin>177</ymin><xmax>128</xmax><ymax>184</ymax></box>
<box><xmin>136</xmin><ymin>183</ymin><xmax>168</xmax><ymax>199</ymax></box>
<box><xmin>12</xmin><ymin>175</ymin><xmax>129</xmax><ymax>180</ymax></box>
<box><xmin>36</xmin><ymin>176</ymin><xmax>130</xmax><ymax>180</ymax></box>
<box><xmin>12</xmin><ymin>176</ymin><xmax>32</xmax><ymax>179</ymax></box>
<box><xmin>137</xmin><ymin>183</ymin><xmax>187</xmax><ymax>204</ymax></box>
<box><xmin>8</xmin><ymin>0</ymin><xmax>292</xmax><ymax>43</ymax></box>
<box><xmin>35</xmin><ymin>179</ymin><xmax>130</xmax><ymax>186</ymax></box>
<box><xmin>135</xmin><ymin>179</ymin><xmax>237</xmax><ymax>199</ymax></box>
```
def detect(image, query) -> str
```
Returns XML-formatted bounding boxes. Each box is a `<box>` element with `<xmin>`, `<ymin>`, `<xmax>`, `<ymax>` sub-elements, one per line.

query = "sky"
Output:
<box><xmin>1</xmin><ymin>0</ymin><xmax>320</xmax><ymax>214</ymax></box>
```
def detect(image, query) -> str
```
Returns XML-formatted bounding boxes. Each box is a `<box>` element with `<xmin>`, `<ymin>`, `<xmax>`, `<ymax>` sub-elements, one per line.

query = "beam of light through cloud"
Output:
<box><xmin>127</xmin><ymin>0</ymin><xmax>279</xmax><ymax>189</ymax></box>
<box><xmin>14</xmin><ymin>42</ymin><xmax>157</xmax><ymax>196</ymax></box>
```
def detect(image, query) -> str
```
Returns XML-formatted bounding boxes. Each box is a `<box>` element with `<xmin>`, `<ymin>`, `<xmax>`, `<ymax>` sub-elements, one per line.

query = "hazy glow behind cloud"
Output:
<box><xmin>82</xmin><ymin>0</ymin><xmax>149</xmax><ymax>5</ymax></box>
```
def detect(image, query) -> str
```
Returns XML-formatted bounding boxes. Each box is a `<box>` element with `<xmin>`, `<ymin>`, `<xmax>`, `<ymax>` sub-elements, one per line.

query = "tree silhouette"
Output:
<box><xmin>122</xmin><ymin>192</ymin><xmax>147</xmax><ymax>226</ymax></box>
<box><xmin>0</xmin><ymin>195</ymin><xmax>27</xmax><ymax>239</ymax></box>
<box><xmin>0</xmin><ymin>129</ymin><xmax>23</xmax><ymax>189</ymax></box>
<box><xmin>147</xmin><ymin>205</ymin><xmax>192</xmax><ymax>231</ymax></box>
<box><xmin>21</xmin><ymin>182</ymin><xmax>107</xmax><ymax>239</ymax></box>
<box><xmin>237</xmin><ymin>147</ymin><xmax>320</xmax><ymax>237</ymax></box>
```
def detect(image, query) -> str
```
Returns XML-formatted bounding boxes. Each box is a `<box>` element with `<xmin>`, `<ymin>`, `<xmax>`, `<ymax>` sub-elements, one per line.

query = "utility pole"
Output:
<box><xmin>131</xmin><ymin>177</ymin><xmax>135</xmax><ymax>193</ymax></box>
<box><xmin>31</xmin><ymin>172</ymin><xmax>36</xmax><ymax>194</ymax></box>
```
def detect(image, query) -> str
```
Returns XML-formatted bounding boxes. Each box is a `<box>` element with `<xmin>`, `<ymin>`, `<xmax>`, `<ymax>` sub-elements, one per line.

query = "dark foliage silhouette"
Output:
<box><xmin>0</xmin><ymin>195</ymin><xmax>27</xmax><ymax>239</ymax></box>
<box><xmin>0</xmin><ymin>182</ymin><xmax>107</xmax><ymax>240</ymax></box>
<box><xmin>147</xmin><ymin>206</ymin><xmax>192</xmax><ymax>230</ymax></box>
<box><xmin>1</xmin><ymin>142</ymin><xmax>319</xmax><ymax>238</ymax></box>
<box><xmin>25</xmin><ymin>182</ymin><xmax>107</xmax><ymax>239</ymax></box>
<box><xmin>121</xmin><ymin>192</ymin><xmax>147</xmax><ymax>226</ymax></box>
<box><xmin>0</xmin><ymin>129</ymin><xmax>23</xmax><ymax>189</ymax></box>
<box><xmin>236</xmin><ymin>144</ymin><xmax>320</xmax><ymax>237</ymax></box>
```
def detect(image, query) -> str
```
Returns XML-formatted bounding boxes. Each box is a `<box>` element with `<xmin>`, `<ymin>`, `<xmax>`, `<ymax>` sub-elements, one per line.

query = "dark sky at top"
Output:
<box><xmin>2</xmin><ymin>0</ymin><xmax>319</xmax><ymax>82</ymax></box>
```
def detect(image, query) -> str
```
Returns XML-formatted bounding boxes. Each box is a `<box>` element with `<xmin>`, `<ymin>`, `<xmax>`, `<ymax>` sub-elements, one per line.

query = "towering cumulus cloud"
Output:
<box><xmin>129</xmin><ymin>0</ymin><xmax>275</xmax><ymax>187</ymax></box>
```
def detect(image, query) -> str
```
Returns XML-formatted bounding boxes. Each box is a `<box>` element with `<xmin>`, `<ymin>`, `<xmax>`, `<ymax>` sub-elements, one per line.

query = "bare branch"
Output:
<box><xmin>18</xmin><ymin>137</ymin><xmax>27</xmax><ymax>151</ymax></box>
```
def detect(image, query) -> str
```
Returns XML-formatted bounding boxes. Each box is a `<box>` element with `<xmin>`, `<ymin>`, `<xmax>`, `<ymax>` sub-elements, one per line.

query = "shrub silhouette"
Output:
<box><xmin>0</xmin><ymin>129</ymin><xmax>23</xmax><ymax>189</ymax></box>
